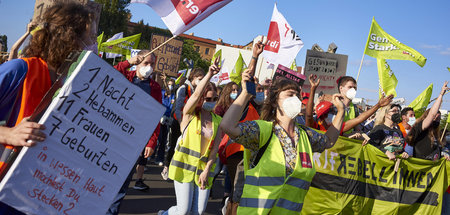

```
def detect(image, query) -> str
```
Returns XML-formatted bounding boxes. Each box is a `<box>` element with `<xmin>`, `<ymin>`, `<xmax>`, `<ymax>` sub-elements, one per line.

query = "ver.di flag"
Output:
<box><xmin>131</xmin><ymin>0</ymin><xmax>232</xmax><ymax>36</ymax></box>
<box><xmin>262</xmin><ymin>4</ymin><xmax>304</xmax><ymax>68</ymax></box>
<box><xmin>377</xmin><ymin>58</ymin><xmax>398</xmax><ymax>98</ymax></box>
<box><xmin>100</xmin><ymin>33</ymin><xmax>141</xmax><ymax>56</ymax></box>
<box><xmin>408</xmin><ymin>83</ymin><xmax>433</xmax><ymax>118</ymax></box>
<box><xmin>229</xmin><ymin>52</ymin><xmax>247</xmax><ymax>85</ymax></box>
<box><xmin>364</xmin><ymin>17</ymin><xmax>427</xmax><ymax>67</ymax></box>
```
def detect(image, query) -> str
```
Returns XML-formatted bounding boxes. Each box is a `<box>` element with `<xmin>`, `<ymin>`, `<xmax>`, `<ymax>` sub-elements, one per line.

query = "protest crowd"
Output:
<box><xmin>0</xmin><ymin>1</ymin><xmax>449</xmax><ymax>215</ymax></box>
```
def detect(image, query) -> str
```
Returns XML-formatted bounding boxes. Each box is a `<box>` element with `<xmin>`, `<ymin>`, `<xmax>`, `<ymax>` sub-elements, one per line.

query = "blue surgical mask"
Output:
<box><xmin>254</xmin><ymin>92</ymin><xmax>264</xmax><ymax>105</ymax></box>
<box><xmin>407</xmin><ymin>117</ymin><xmax>416</xmax><ymax>126</ymax></box>
<box><xmin>230</xmin><ymin>92</ymin><xmax>238</xmax><ymax>100</ymax></box>
<box><xmin>202</xmin><ymin>102</ymin><xmax>216</xmax><ymax>112</ymax></box>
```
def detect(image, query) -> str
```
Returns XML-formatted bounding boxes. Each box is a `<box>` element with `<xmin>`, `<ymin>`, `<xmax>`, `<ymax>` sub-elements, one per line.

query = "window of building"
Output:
<box><xmin>205</xmin><ymin>48</ymin><xmax>209</xmax><ymax>55</ymax></box>
<box><xmin>195</xmin><ymin>46</ymin><xmax>200</xmax><ymax>52</ymax></box>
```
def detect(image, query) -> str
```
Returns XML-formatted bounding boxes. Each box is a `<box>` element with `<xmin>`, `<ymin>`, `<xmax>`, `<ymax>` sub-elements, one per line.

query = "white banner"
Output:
<box><xmin>131</xmin><ymin>0</ymin><xmax>232</xmax><ymax>35</ymax></box>
<box><xmin>105</xmin><ymin>32</ymin><xmax>123</xmax><ymax>59</ymax></box>
<box><xmin>262</xmin><ymin>4</ymin><xmax>303</xmax><ymax>68</ymax></box>
<box><xmin>0</xmin><ymin>51</ymin><xmax>165</xmax><ymax>214</ymax></box>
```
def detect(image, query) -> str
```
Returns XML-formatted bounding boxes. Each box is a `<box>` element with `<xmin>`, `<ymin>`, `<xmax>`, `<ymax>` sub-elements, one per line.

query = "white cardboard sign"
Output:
<box><xmin>0</xmin><ymin>52</ymin><xmax>165</xmax><ymax>214</ymax></box>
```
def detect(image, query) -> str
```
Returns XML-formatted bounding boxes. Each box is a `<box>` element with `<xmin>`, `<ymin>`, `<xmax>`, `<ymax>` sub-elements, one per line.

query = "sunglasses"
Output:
<box><xmin>205</xmin><ymin>97</ymin><xmax>218</xmax><ymax>102</ymax></box>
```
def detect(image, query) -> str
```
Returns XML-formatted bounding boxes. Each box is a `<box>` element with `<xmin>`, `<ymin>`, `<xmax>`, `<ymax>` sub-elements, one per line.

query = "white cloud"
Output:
<box><xmin>420</xmin><ymin>44</ymin><xmax>442</xmax><ymax>50</ymax></box>
<box><xmin>350</xmin><ymin>59</ymin><xmax>375</xmax><ymax>67</ymax></box>
<box><xmin>440</xmin><ymin>50</ymin><xmax>450</xmax><ymax>55</ymax></box>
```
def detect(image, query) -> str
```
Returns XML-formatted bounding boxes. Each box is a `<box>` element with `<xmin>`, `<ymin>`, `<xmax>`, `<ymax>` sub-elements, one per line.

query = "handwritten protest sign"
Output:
<box><xmin>0</xmin><ymin>51</ymin><xmax>165</xmax><ymax>214</ymax></box>
<box><xmin>303</xmin><ymin>50</ymin><xmax>348</xmax><ymax>94</ymax></box>
<box><xmin>151</xmin><ymin>34</ymin><xmax>183</xmax><ymax>77</ymax></box>
<box><xmin>33</xmin><ymin>0</ymin><xmax>102</xmax><ymax>32</ymax></box>
<box><xmin>273</xmin><ymin>64</ymin><xmax>306</xmax><ymax>86</ymax></box>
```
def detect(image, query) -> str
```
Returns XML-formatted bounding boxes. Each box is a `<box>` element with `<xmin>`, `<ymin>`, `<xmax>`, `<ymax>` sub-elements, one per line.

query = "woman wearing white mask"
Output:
<box><xmin>159</xmin><ymin>58</ymin><xmax>222</xmax><ymax>215</ymax></box>
<box><xmin>220</xmin><ymin>67</ymin><xmax>346</xmax><ymax>214</ymax></box>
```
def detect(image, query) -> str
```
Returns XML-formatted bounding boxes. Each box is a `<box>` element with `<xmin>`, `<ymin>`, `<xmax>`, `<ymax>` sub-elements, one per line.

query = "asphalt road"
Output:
<box><xmin>119</xmin><ymin>163</ymin><xmax>226</xmax><ymax>215</ymax></box>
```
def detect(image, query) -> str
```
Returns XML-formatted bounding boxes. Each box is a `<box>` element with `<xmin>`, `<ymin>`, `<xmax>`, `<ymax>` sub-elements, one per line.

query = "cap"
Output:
<box><xmin>316</xmin><ymin>101</ymin><xmax>333</xmax><ymax>118</ymax></box>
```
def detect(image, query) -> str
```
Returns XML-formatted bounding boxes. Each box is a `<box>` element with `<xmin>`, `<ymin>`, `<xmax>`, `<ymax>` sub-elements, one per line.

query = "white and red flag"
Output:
<box><xmin>131</xmin><ymin>0</ymin><xmax>232</xmax><ymax>35</ymax></box>
<box><xmin>262</xmin><ymin>4</ymin><xmax>304</xmax><ymax>68</ymax></box>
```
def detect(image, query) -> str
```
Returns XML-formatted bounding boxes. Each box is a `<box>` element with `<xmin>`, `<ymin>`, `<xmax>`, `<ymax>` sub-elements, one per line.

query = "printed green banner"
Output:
<box><xmin>99</xmin><ymin>33</ymin><xmax>141</xmax><ymax>56</ymax></box>
<box><xmin>364</xmin><ymin>18</ymin><xmax>427</xmax><ymax>67</ymax></box>
<box><xmin>408</xmin><ymin>83</ymin><xmax>433</xmax><ymax>118</ymax></box>
<box><xmin>377</xmin><ymin>58</ymin><xmax>398</xmax><ymax>98</ymax></box>
<box><xmin>302</xmin><ymin>137</ymin><xmax>450</xmax><ymax>215</ymax></box>
<box><xmin>230</xmin><ymin>52</ymin><xmax>247</xmax><ymax>85</ymax></box>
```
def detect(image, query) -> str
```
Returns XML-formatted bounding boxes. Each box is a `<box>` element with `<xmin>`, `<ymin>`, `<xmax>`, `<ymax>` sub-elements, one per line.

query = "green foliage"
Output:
<box><xmin>179</xmin><ymin>39</ymin><xmax>210</xmax><ymax>72</ymax></box>
<box><xmin>94</xmin><ymin>0</ymin><xmax>131</xmax><ymax>38</ymax></box>
<box><xmin>0</xmin><ymin>35</ymin><xmax>7</xmax><ymax>52</ymax></box>
<box><xmin>129</xmin><ymin>20</ymin><xmax>172</xmax><ymax>50</ymax></box>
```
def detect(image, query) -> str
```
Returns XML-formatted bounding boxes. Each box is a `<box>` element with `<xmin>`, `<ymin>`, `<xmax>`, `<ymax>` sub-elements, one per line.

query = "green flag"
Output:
<box><xmin>377</xmin><ymin>58</ymin><xmax>398</xmax><ymax>98</ymax></box>
<box><xmin>175</xmin><ymin>69</ymin><xmax>186</xmax><ymax>85</ymax></box>
<box><xmin>99</xmin><ymin>33</ymin><xmax>141</xmax><ymax>56</ymax></box>
<box><xmin>447</xmin><ymin>67</ymin><xmax>450</xmax><ymax>72</ymax></box>
<box><xmin>211</xmin><ymin>49</ymin><xmax>222</xmax><ymax>67</ymax></box>
<box><xmin>447</xmin><ymin>113</ymin><xmax>450</xmax><ymax>124</ymax></box>
<box><xmin>290</xmin><ymin>59</ymin><xmax>297</xmax><ymax>71</ymax></box>
<box><xmin>408</xmin><ymin>83</ymin><xmax>433</xmax><ymax>118</ymax></box>
<box><xmin>364</xmin><ymin>17</ymin><xmax>427</xmax><ymax>67</ymax></box>
<box><xmin>97</xmin><ymin>32</ymin><xmax>104</xmax><ymax>51</ymax></box>
<box><xmin>229</xmin><ymin>52</ymin><xmax>247</xmax><ymax>85</ymax></box>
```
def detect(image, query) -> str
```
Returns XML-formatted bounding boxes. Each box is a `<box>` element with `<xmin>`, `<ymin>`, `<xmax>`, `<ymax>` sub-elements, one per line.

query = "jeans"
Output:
<box><xmin>163</xmin><ymin>180</ymin><xmax>210</xmax><ymax>215</ymax></box>
<box><xmin>443</xmin><ymin>191</ymin><xmax>450</xmax><ymax>215</ymax></box>
<box><xmin>156</xmin><ymin>123</ymin><xmax>170</xmax><ymax>163</ymax></box>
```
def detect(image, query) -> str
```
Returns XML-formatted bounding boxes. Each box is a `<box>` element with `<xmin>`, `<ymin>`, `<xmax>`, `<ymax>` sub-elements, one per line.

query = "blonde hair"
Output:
<box><xmin>374</xmin><ymin>106</ymin><xmax>389</xmax><ymax>127</ymax></box>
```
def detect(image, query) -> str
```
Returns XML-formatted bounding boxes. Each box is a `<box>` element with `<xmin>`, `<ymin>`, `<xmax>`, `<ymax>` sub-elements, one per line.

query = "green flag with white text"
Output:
<box><xmin>364</xmin><ymin>18</ymin><xmax>427</xmax><ymax>67</ymax></box>
<box><xmin>377</xmin><ymin>58</ymin><xmax>398</xmax><ymax>98</ymax></box>
<box><xmin>99</xmin><ymin>33</ymin><xmax>141</xmax><ymax>56</ymax></box>
<box><xmin>230</xmin><ymin>52</ymin><xmax>247</xmax><ymax>85</ymax></box>
<box><xmin>408</xmin><ymin>83</ymin><xmax>433</xmax><ymax>118</ymax></box>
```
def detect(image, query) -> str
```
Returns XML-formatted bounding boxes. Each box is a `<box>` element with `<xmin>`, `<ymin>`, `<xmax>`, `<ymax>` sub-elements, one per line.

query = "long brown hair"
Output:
<box><xmin>406</xmin><ymin>109</ymin><xmax>443</xmax><ymax>146</ymax></box>
<box><xmin>25</xmin><ymin>2</ymin><xmax>93</xmax><ymax>69</ymax></box>
<box><xmin>194</xmin><ymin>82</ymin><xmax>217</xmax><ymax>116</ymax></box>
<box><xmin>214</xmin><ymin>82</ymin><xmax>238</xmax><ymax>113</ymax></box>
<box><xmin>260</xmin><ymin>78</ymin><xmax>300</xmax><ymax>122</ymax></box>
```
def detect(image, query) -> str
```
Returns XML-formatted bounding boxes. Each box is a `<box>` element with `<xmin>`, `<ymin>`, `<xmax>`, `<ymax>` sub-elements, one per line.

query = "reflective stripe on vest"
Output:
<box><xmin>168</xmin><ymin>113</ymin><xmax>221</xmax><ymax>188</ymax></box>
<box><xmin>238</xmin><ymin>120</ymin><xmax>315</xmax><ymax>215</ymax></box>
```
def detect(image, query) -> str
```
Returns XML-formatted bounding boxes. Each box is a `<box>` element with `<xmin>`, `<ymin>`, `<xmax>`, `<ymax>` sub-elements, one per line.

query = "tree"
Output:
<box><xmin>0</xmin><ymin>35</ymin><xmax>7</xmax><ymax>52</ymax></box>
<box><xmin>179</xmin><ymin>39</ymin><xmax>210</xmax><ymax>72</ymax></box>
<box><xmin>94</xmin><ymin>0</ymin><xmax>131</xmax><ymax>38</ymax></box>
<box><xmin>129</xmin><ymin>20</ymin><xmax>172</xmax><ymax>50</ymax></box>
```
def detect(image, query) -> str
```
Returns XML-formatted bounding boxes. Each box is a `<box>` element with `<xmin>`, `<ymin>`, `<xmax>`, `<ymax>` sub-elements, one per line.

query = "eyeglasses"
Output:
<box><xmin>205</xmin><ymin>97</ymin><xmax>218</xmax><ymax>102</ymax></box>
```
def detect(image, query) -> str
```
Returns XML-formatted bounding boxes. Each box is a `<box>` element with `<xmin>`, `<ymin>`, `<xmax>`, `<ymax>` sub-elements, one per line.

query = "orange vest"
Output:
<box><xmin>398</xmin><ymin>122</ymin><xmax>408</xmax><ymax>149</ymax></box>
<box><xmin>225</xmin><ymin>103</ymin><xmax>260</xmax><ymax>158</ymax></box>
<box><xmin>0</xmin><ymin>57</ymin><xmax>51</xmax><ymax>175</ymax></box>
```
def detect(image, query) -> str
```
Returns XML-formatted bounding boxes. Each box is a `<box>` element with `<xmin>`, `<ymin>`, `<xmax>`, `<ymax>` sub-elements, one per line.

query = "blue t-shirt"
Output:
<box><xmin>0</xmin><ymin>59</ymin><xmax>28</xmax><ymax>126</ymax></box>
<box><xmin>161</xmin><ymin>89</ymin><xmax>175</xmax><ymax>117</ymax></box>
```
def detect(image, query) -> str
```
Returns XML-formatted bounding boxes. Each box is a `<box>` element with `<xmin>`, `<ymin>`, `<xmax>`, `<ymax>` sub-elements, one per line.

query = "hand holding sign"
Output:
<box><xmin>2</xmin><ymin>117</ymin><xmax>46</xmax><ymax>147</ymax></box>
<box><xmin>241</xmin><ymin>69</ymin><xmax>254</xmax><ymax>94</ymax></box>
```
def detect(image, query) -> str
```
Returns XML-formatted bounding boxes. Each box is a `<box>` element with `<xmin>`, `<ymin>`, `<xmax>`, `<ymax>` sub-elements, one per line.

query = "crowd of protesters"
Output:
<box><xmin>0</xmin><ymin>2</ymin><xmax>449</xmax><ymax>215</ymax></box>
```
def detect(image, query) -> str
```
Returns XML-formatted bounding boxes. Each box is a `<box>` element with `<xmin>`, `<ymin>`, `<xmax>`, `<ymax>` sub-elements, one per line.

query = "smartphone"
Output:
<box><xmin>246</xmin><ymin>77</ymin><xmax>256</xmax><ymax>96</ymax></box>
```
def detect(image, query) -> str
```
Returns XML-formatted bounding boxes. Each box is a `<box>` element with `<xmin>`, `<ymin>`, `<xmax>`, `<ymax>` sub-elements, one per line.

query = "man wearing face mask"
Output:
<box><xmin>336</xmin><ymin>76</ymin><xmax>393</xmax><ymax>136</ymax></box>
<box><xmin>108</xmin><ymin>50</ymin><xmax>162</xmax><ymax>214</ymax></box>
<box><xmin>398</xmin><ymin>107</ymin><xmax>415</xmax><ymax>155</ymax></box>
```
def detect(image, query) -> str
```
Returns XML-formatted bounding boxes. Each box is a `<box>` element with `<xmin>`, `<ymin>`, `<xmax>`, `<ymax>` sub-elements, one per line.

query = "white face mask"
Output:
<box><xmin>281</xmin><ymin>96</ymin><xmax>302</xmax><ymax>119</ymax></box>
<box><xmin>168</xmin><ymin>85</ymin><xmax>173</xmax><ymax>91</ymax></box>
<box><xmin>138</xmin><ymin>65</ymin><xmax>153</xmax><ymax>79</ymax></box>
<box><xmin>254</xmin><ymin>92</ymin><xmax>265</xmax><ymax>105</ymax></box>
<box><xmin>407</xmin><ymin>117</ymin><xmax>416</xmax><ymax>126</ymax></box>
<box><xmin>193</xmin><ymin>79</ymin><xmax>201</xmax><ymax>86</ymax></box>
<box><xmin>346</xmin><ymin>88</ymin><xmax>357</xmax><ymax>100</ymax></box>
<box><xmin>202</xmin><ymin>102</ymin><xmax>216</xmax><ymax>112</ymax></box>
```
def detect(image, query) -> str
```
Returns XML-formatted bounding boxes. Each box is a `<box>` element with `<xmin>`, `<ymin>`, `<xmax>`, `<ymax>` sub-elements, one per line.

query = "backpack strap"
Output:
<box><xmin>251</xmin><ymin>129</ymin><xmax>273</xmax><ymax>168</ymax></box>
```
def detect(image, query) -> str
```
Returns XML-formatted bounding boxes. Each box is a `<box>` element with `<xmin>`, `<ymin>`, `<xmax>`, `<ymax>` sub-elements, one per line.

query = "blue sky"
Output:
<box><xmin>1</xmin><ymin>0</ymin><xmax>449</xmax><ymax>109</ymax></box>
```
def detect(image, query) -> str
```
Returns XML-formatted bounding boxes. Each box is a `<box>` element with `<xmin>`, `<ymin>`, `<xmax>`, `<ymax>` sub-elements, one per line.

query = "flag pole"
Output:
<box><xmin>429</xmin><ymin>90</ymin><xmax>449</xmax><ymax>103</ymax></box>
<box><xmin>356</xmin><ymin>17</ymin><xmax>375</xmax><ymax>82</ymax></box>
<box><xmin>144</xmin><ymin>35</ymin><xmax>177</xmax><ymax>58</ymax></box>
<box><xmin>440</xmin><ymin>122</ymin><xmax>448</xmax><ymax>142</ymax></box>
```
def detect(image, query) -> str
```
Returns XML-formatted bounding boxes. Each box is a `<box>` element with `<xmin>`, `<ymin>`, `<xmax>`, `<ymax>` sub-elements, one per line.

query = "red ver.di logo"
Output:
<box><xmin>264</xmin><ymin>21</ymin><xmax>281</xmax><ymax>53</ymax></box>
<box><xmin>172</xmin><ymin>0</ymin><xmax>224</xmax><ymax>25</ymax></box>
<box><xmin>299</xmin><ymin>152</ymin><xmax>312</xmax><ymax>168</ymax></box>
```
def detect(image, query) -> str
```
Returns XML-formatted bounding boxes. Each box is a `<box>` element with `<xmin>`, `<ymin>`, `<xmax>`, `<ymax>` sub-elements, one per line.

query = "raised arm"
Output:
<box><xmin>305</xmin><ymin>74</ymin><xmax>320</xmax><ymax>127</ymax></box>
<box><xmin>247</xmin><ymin>37</ymin><xmax>265</xmax><ymax>72</ymax></box>
<box><xmin>324</xmin><ymin>94</ymin><xmax>345</xmax><ymax>148</ymax></box>
<box><xmin>183</xmin><ymin>57</ymin><xmax>221</xmax><ymax>116</ymax></box>
<box><xmin>8</xmin><ymin>22</ymin><xmax>36</xmax><ymax>61</ymax></box>
<box><xmin>342</xmin><ymin>94</ymin><xmax>393</xmax><ymax>132</ymax></box>
<box><xmin>422</xmin><ymin>81</ymin><xmax>448</xmax><ymax>130</ymax></box>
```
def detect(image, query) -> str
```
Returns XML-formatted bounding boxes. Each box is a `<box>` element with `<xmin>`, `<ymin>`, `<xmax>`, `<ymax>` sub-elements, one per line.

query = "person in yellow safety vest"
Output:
<box><xmin>220</xmin><ymin>39</ymin><xmax>346</xmax><ymax>215</ymax></box>
<box><xmin>336</xmin><ymin>76</ymin><xmax>394</xmax><ymax>136</ymax></box>
<box><xmin>159</xmin><ymin>57</ymin><xmax>223</xmax><ymax>215</ymax></box>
